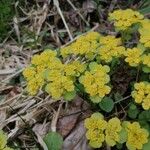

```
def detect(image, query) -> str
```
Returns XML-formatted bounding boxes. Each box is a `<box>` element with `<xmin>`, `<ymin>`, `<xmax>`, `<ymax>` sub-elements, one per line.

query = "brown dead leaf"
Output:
<box><xmin>57</xmin><ymin>96</ymin><xmax>91</xmax><ymax>138</ymax></box>
<box><xmin>63</xmin><ymin>121</ymin><xmax>92</xmax><ymax>150</ymax></box>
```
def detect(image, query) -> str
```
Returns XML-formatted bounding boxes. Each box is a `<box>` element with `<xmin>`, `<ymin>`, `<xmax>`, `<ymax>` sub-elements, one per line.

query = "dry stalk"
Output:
<box><xmin>51</xmin><ymin>102</ymin><xmax>63</xmax><ymax>132</ymax></box>
<box><xmin>66</xmin><ymin>0</ymin><xmax>90</xmax><ymax>26</ymax></box>
<box><xmin>54</xmin><ymin>0</ymin><xmax>73</xmax><ymax>41</ymax></box>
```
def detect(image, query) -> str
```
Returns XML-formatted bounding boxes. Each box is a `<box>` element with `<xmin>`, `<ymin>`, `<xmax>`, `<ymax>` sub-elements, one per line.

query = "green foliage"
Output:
<box><xmin>99</xmin><ymin>97</ymin><xmax>114</xmax><ymax>112</ymax></box>
<box><xmin>138</xmin><ymin>110</ymin><xmax>150</xmax><ymax>122</ymax></box>
<box><xmin>127</xmin><ymin>103</ymin><xmax>139</xmax><ymax>119</ymax></box>
<box><xmin>0</xmin><ymin>0</ymin><xmax>15</xmax><ymax>42</ymax></box>
<box><xmin>143</xmin><ymin>138</ymin><xmax>150</xmax><ymax>150</ymax></box>
<box><xmin>63</xmin><ymin>90</ymin><xmax>76</xmax><ymax>101</ymax></box>
<box><xmin>142</xmin><ymin>66</ymin><xmax>150</xmax><ymax>73</ymax></box>
<box><xmin>118</xmin><ymin>128</ymin><xmax>128</xmax><ymax>144</ymax></box>
<box><xmin>43</xmin><ymin>132</ymin><xmax>63</xmax><ymax>150</ymax></box>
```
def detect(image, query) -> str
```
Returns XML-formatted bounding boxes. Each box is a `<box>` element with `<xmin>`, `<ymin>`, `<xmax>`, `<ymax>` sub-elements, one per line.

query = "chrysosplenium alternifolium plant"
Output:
<box><xmin>23</xmin><ymin>9</ymin><xmax>150</xmax><ymax>149</ymax></box>
<box><xmin>85</xmin><ymin>113</ymin><xmax>149</xmax><ymax>149</ymax></box>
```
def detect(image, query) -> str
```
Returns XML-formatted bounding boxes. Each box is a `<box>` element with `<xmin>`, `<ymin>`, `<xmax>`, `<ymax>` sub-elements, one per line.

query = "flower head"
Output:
<box><xmin>125</xmin><ymin>48</ymin><xmax>143</xmax><ymax>67</ymax></box>
<box><xmin>132</xmin><ymin>82</ymin><xmax>150</xmax><ymax>110</ymax></box>
<box><xmin>105</xmin><ymin>118</ymin><xmax>122</xmax><ymax>146</ymax></box>
<box><xmin>109</xmin><ymin>9</ymin><xmax>143</xmax><ymax>30</ymax></box>
<box><xmin>84</xmin><ymin>113</ymin><xmax>107</xmax><ymax>148</ymax></box>
<box><xmin>126</xmin><ymin>122</ymin><xmax>149</xmax><ymax>150</ymax></box>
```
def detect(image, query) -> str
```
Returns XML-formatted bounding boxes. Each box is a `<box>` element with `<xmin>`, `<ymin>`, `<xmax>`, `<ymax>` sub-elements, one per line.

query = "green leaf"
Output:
<box><xmin>43</xmin><ymin>132</ymin><xmax>63</xmax><ymax>150</ymax></box>
<box><xmin>63</xmin><ymin>91</ymin><xmax>76</xmax><ymax>101</ymax></box>
<box><xmin>137</xmin><ymin>43</ymin><xmax>146</xmax><ymax>52</ymax></box>
<box><xmin>127</xmin><ymin>104</ymin><xmax>139</xmax><ymax>119</ymax></box>
<box><xmin>143</xmin><ymin>138</ymin><xmax>150</xmax><ymax>150</ymax></box>
<box><xmin>90</xmin><ymin>95</ymin><xmax>102</xmax><ymax>103</ymax></box>
<box><xmin>99</xmin><ymin>97</ymin><xmax>114</xmax><ymax>112</ymax></box>
<box><xmin>89</xmin><ymin>62</ymin><xmax>98</xmax><ymax>71</ymax></box>
<box><xmin>139</xmin><ymin>121</ymin><xmax>150</xmax><ymax>132</ymax></box>
<box><xmin>138</xmin><ymin>110</ymin><xmax>150</xmax><ymax>122</ymax></box>
<box><xmin>140</xmin><ymin>7</ymin><xmax>150</xmax><ymax>15</ymax></box>
<box><xmin>116</xmin><ymin>143</ymin><xmax>123</xmax><ymax>149</ymax></box>
<box><xmin>118</xmin><ymin>128</ymin><xmax>128</xmax><ymax>144</ymax></box>
<box><xmin>142</xmin><ymin>66</ymin><xmax>150</xmax><ymax>73</ymax></box>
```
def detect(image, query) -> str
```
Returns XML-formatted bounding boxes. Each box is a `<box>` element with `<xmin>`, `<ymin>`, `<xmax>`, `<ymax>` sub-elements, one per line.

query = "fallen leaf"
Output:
<box><xmin>63</xmin><ymin>121</ymin><xmax>93</xmax><ymax>150</ymax></box>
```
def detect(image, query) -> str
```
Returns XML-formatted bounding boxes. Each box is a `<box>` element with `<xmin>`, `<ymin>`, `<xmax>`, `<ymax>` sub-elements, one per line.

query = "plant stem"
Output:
<box><xmin>114</xmin><ymin>95</ymin><xmax>131</xmax><ymax>104</ymax></box>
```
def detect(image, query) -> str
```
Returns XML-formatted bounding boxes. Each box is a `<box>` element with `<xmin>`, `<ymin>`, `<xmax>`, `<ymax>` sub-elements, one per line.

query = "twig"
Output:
<box><xmin>1</xmin><ymin>68</ymin><xmax>24</xmax><ymax>84</ymax></box>
<box><xmin>61</xmin><ymin>23</ymin><xmax>99</xmax><ymax>48</ymax></box>
<box><xmin>51</xmin><ymin>102</ymin><xmax>63</xmax><ymax>132</ymax></box>
<box><xmin>114</xmin><ymin>95</ymin><xmax>131</xmax><ymax>104</ymax></box>
<box><xmin>106</xmin><ymin>144</ymin><xmax>111</xmax><ymax>150</ymax></box>
<box><xmin>66</xmin><ymin>0</ymin><xmax>90</xmax><ymax>26</ymax></box>
<box><xmin>0</xmin><ymin>69</ymin><xmax>17</xmax><ymax>75</ymax></box>
<box><xmin>7</xmin><ymin>103</ymin><xmax>40</xmax><ymax>147</ymax></box>
<box><xmin>54</xmin><ymin>0</ymin><xmax>73</xmax><ymax>41</ymax></box>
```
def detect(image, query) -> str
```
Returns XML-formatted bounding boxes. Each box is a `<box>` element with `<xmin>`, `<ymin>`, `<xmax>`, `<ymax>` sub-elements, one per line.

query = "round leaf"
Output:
<box><xmin>143</xmin><ymin>138</ymin><xmax>150</xmax><ymax>150</ymax></box>
<box><xmin>43</xmin><ymin>132</ymin><xmax>63</xmax><ymax>150</ymax></box>
<box><xmin>63</xmin><ymin>91</ymin><xmax>76</xmax><ymax>101</ymax></box>
<box><xmin>118</xmin><ymin>128</ymin><xmax>128</xmax><ymax>144</ymax></box>
<box><xmin>99</xmin><ymin>97</ymin><xmax>114</xmax><ymax>112</ymax></box>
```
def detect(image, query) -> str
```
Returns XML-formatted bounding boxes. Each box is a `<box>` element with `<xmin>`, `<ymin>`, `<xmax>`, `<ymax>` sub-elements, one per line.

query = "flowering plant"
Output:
<box><xmin>23</xmin><ymin>8</ymin><xmax>150</xmax><ymax>149</ymax></box>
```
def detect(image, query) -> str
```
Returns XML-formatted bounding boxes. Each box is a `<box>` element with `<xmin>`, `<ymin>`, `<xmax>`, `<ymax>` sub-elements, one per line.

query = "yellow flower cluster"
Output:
<box><xmin>23</xmin><ymin>49</ymin><xmax>88</xmax><ymax>100</ymax></box>
<box><xmin>23</xmin><ymin>50</ymin><xmax>59</xmax><ymax>95</ymax></box>
<box><xmin>109</xmin><ymin>9</ymin><xmax>144</xmax><ymax>30</ymax></box>
<box><xmin>85</xmin><ymin>114</ymin><xmax>149</xmax><ymax>149</ymax></box>
<box><xmin>0</xmin><ymin>130</ymin><xmax>13</xmax><ymax>150</ymax></box>
<box><xmin>84</xmin><ymin>113</ymin><xmax>107</xmax><ymax>148</ymax></box>
<box><xmin>105</xmin><ymin>118</ymin><xmax>122</xmax><ymax>146</ymax></box>
<box><xmin>139</xmin><ymin>19</ymin><xmax>150</xmax><ymax>48</ymax></box>
<box><xmin>125</xmin><ymin>122</ymin><xmax>149</xmax><ymax>150</ymax></box>
<box><xmin>60</xmin><ymin>32</ymin><xmax>101</xmax><ymax>59</ymax></box>
<box><xmin>125</xmin><ymin>47</ymin><xmax>143</xmax><ymax>67</ymax></box>
<box><xmin>79</xmin><ymin>63</ymin><xmax>111</xmax><ymax>103</ymax></box>
<box><xmin>63</xmin><ymin>60</ymin><xmax>86</xmax><ymax>76</ymax></box>
<box><xmin>142</xmin><ymin>54</ymin><xmax>150</xmax><ymax>68</ymax></box>
<box><xmin>98</xmin><ymin>35</ymin><xmax>125</xmax><ymax>62</ymax></box>
<box><xmin>45</xmin><ymin>74</ymin><xmax>74</xmax><ymax>100</ymax></box>
<box><xmin>132</xmin><ymin>82</ymin><xmax>150</xmax><ymax>110</ymax></box>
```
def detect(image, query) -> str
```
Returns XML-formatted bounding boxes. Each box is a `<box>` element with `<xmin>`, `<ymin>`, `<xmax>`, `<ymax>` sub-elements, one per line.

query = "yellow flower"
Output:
<box><xmin>132</xmin><ymin>82</ymin><xmax>150</xmax><ymax>110</ymax></box>
<box><xmin>0</xmin><ymin>130</ymin><xmax>7</xmax><ymax>149</ymax></box>
<box><xmin>105</xmin><ymin>118</ymin><xmax>122</xmax><ymax>146</ymax></box>
<box><xmin>125</xmin><ymin>48</ymin><xmax>143</xmax><ymax>66</ymax></box>
<box><xmin>60</xmin><ymin>32</ymin><xmax>101</xmax><ymax>59</ymax></box>
<box><xmin>45</xmin><ymin>75</ymin><xmax>74</xmax><ymax>100</ymax></box>
<box><xmin>31</xmin><ymin>50</ymin><xmax>57</xmax><ymax>66</ymax></box>
<box><xmin>23</xmin><ymin>67</ymin><xmax>36</xmax><ymax>81</ymax></box>
<box><xmin>109</xmin><ymin>9</ymin><xmax>144</xmax><ymax>30</ymax></box>
<box><xmin>139</xmin><ymin>19</ymin><xmax>150</xmax><ymax>48</ymax></box>
<box><xmin>142</xmin><ymin>94</ymin><xmax>150</xmax><ymax>110</ymax></box>
<box><xmin>142</xmin><ymin>54</ymin><xmax>150</xmax><ymax>68</ymax></box>
<box><xmin>84</xmin><ymin>113</ymin><xmax>107</xmax><ymax>148</ymax></box>
<box><xmin>98</xmin><ymin>35</ymin><xmax>125</xmax><ymax>62</ymax></box>
<box><xmin>60</xmin><ymin>46</ymin><xmax>72</xmax><ymax>58</ymax></box>
<box><xmin>77</xmin><ymin>31</ymin><xmax>101</xmax><ymax>42</ymax></box>
<box><xmin>79</xmin><ymin>63</ymin><xmax>111</xmax><ymax>102</ymax></box>
<box><xmin>126</xmin><ymin>122</ymin><xmax>149</xmax><ymax>150</ymax></box>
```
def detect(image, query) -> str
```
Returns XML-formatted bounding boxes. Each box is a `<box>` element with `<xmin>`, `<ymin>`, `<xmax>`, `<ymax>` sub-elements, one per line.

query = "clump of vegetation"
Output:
<box><xmin>22</xmin><ymin>8</ymin><xmax>150</xmax><ymax>149</ymax></box>
<box><xmin>0</xmin><ymin>0</ymin><xmax>15</xmax><ymax>42</ymax></box>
